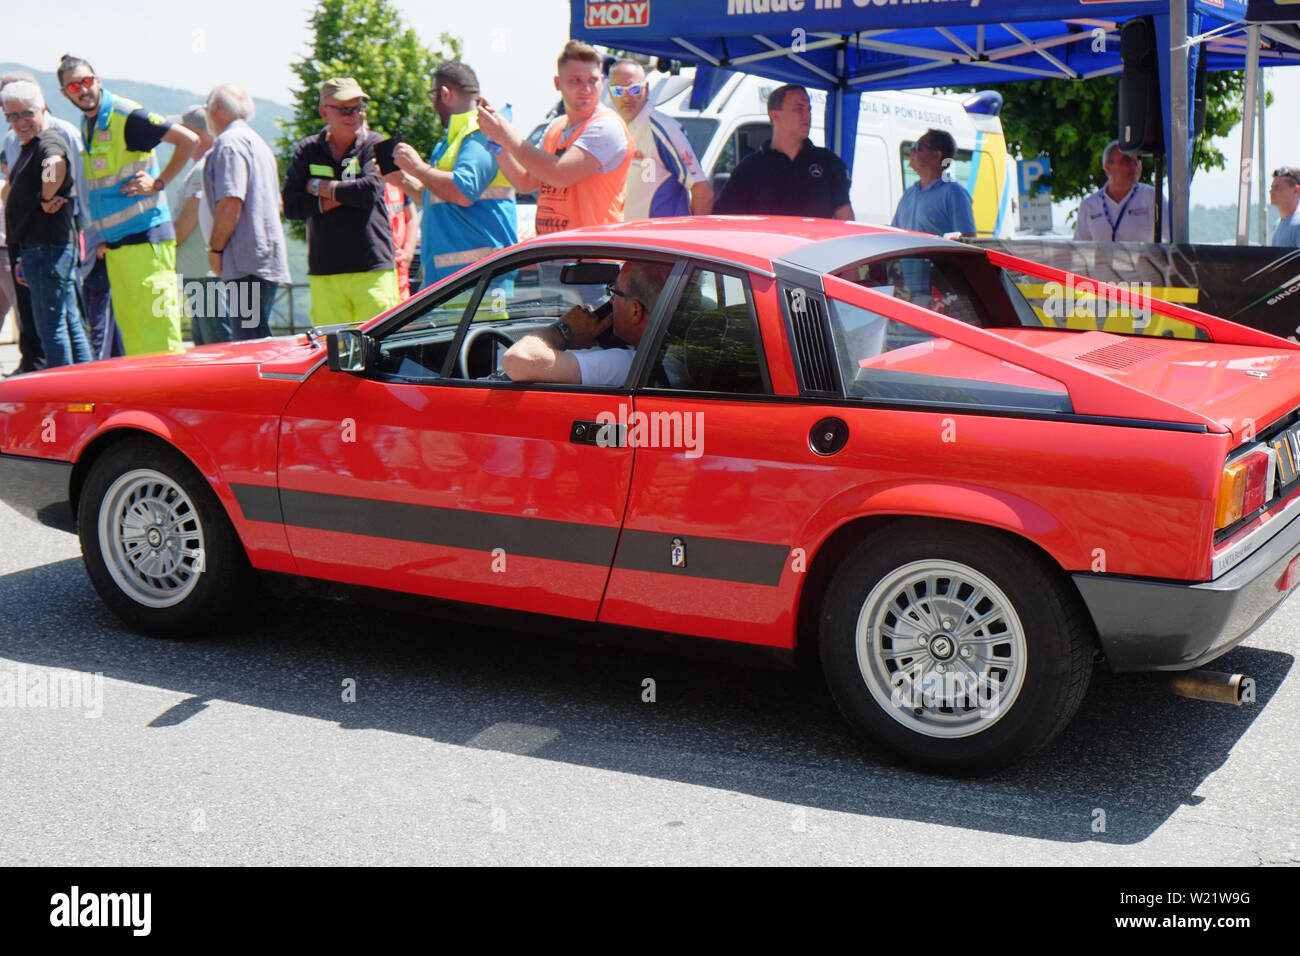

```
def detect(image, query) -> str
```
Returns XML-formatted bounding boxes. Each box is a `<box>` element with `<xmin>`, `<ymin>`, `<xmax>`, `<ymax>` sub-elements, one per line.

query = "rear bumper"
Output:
<box><xmin>0</xmin><ymin>452</ymin><xmax>75</xmax><ymax>533</ymax></box>
<box><xmin>1073</xmin><ymin>509</ymin><xmax>1300</xmax><ymax>671</ymax></box>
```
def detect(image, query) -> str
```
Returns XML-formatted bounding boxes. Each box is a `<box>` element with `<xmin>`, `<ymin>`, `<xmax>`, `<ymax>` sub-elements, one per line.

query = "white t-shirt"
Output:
<box><xmin>1074</xmin><ymin>182</ymin><xmax>1168</xmax><ymax>242</ymax></box>
<box><xmin>573</xmin><ymin>346</ymin><xmax>633</xmax><ymax>387</ymax></box>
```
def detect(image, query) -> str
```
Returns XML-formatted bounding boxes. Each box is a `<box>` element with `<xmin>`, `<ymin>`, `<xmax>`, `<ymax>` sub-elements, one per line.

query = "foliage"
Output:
<box><xmin>277</xmin><ymin>0</ymin><xmax>461</xmax><ymax>236</ymax></box>
<box><xmin>950</xmin><ymin>71</ymin><xmax>1263</xmax><ymax>202</ymax></box>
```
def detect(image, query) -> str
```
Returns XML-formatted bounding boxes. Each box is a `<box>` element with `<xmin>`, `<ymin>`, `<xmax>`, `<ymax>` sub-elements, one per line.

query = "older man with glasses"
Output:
<box><xmin>1269</xmin><ymin>167</ymin><xmax>1300</xmax><ymax>247</ymax></box>
<box><xmin>1</xmin><ymin>79</ymin><xmax>92</xmax><ymax>367</ymax></box>
<box><xmin>282</xmin><ymin>77</ymin><xmax>398</xmax><ymax>325</ymax></box>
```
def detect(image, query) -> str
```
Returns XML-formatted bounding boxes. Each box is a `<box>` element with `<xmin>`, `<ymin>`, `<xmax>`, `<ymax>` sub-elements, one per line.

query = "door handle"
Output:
<box><xmin>570</xmin><ymin>419</ymin><xmax>625</xmax><ymax>447</ymax></box>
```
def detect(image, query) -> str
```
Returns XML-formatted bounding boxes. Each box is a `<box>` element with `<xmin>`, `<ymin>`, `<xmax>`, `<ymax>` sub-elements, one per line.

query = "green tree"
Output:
<box><xmin>955</xmin><ymin>71</ymin><xmax>1259</xmax><ymax>203</ymax></box>
<box><xmin>278</xmin><ymin>0</ymin><xmax>461</xmax><ymax>235</ymax></box>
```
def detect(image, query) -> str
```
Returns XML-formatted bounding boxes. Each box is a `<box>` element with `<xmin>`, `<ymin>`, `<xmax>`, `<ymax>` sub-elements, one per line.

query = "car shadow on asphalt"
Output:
<box><xmin>2</xmin><ymin>558</ymin><xmax>1292</xmax><ymax>845</ymax></box>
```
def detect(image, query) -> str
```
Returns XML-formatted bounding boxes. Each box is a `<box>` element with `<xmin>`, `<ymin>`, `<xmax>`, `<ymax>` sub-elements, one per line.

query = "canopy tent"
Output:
<box><xmin>572</xmin><ymin>0</ymin><xmax>1300</xmax><ymax>241</ymax></box>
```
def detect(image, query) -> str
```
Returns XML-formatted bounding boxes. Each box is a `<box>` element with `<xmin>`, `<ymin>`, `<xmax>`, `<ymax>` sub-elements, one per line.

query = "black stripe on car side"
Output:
<box><xmin>228</xmin><ymin>483</ymin><xmax>788</xmax><ymax>585</ymax></box>
<box><xmin>612</xmin><ymin>530</ymin><xmax>790</xmax><ymax>586</ymax></box>
<box><xmin>231</xmin><ymin>482</ymin><xmax>283</xmax><ymax>524</ymax></box>
<box><xmin>276</xmin><ymin>487</ymin><xmax>619</xmax><ymax>565</ymax></box>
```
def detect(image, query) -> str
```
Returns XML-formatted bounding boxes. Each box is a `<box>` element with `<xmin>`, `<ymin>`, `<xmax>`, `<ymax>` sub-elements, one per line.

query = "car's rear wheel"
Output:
<box><xmin>78</xmin><ymin>437</ymin><xmax>252</xmax><ymax>637</ymax></box>
<box><xmin>819</xmin><ymin>522</ymin><xmax>1093</xmax><ymax>775</ymax></box>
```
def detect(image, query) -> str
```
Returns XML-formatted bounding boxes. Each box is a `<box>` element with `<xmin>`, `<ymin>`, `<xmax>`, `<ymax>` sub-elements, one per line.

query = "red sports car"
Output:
<box><xmin>3</xmin><ymin>217</ymin><xmax>1298</xmax><ymax>774</ymax></box>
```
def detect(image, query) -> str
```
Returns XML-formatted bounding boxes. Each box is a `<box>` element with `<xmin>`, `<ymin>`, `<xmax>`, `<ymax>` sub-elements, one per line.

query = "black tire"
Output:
<box><xmin>78</xmin><ymin>436</ymin><xmax>253</xmax><ymax>638</ymax></box>
<box><xmin>819</xmin><ymin>521</ymin><xmax>1093</xmax><ymax>775</ymax></box>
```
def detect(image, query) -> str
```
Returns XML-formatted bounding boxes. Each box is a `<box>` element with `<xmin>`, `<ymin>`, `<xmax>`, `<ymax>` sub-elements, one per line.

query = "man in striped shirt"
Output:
<box><xmin>608</xmin><ymin>60</ymin><xmax>713</xmax><ymax>221</ymax></box>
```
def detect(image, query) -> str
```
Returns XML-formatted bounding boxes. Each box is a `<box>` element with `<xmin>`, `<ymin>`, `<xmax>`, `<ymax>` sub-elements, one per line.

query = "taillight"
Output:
<box><xmin>1215</xmin><ymin>445</ymin><xmax>1274</xmax><ymax>530</ymax></box>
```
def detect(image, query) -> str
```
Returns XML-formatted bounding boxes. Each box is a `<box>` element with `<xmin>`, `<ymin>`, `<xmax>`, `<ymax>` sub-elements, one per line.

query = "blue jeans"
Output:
<box><xmin>187</xmin><ymin>277</ymin><xmax>232</xmax><ymax>346</ymax></box>
<box><xmin>226</xmin><ymin>277</ymin><xmax>278</xmax><ymax>341</ymax></box>
<box><xmin>19</xmin><ymin>241</ymin><xmax>92</xmax><ymax>368</ymax></box>
<box><xmin>81</xmin><ymin>255</ymin><xmax>123</xmax><ymax>359</ymax></box>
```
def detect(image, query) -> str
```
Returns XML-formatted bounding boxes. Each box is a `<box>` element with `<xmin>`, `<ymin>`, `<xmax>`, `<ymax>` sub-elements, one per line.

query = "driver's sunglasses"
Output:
<box><xmin>325</xmin><ymin>104</ymin><xmax>367</xmax><ymax>116</ymax></box>
<box><xmin>609</xmin><ymin>84</ymin><xmax>644</xmax><ymax>98</ymax></box>
<box><xmin>605</xmin><ymin>283</ymin><xmax>634</xmax><ymax>304</ymax></box>
<box><xmin>64</xmin><ymin>76</ymin><xmax>96</xmax><ymax>95</ymax></box>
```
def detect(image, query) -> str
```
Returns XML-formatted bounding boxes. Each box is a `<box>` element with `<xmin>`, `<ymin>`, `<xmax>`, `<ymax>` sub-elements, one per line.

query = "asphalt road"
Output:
<box><xmin>0</xmin><ymin>499</ymin><xmax>1297</xmax><ymax>866</ymax></box>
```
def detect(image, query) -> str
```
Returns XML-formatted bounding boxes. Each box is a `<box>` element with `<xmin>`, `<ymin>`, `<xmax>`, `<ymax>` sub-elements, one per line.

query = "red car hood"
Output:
<box><xmin>87</xmin><ymin>336</ymin><xmax>319</xmax><ymax>372</ymax></box>
<box><xmin>993</xmin><ymin>329</ymin><xmax>1300</xmax><ymax>442</ymax></box>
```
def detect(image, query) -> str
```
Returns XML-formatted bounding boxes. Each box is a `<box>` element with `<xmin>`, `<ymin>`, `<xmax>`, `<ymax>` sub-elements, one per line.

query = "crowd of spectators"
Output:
<box><xmin>4</xmin><ymin>40</ymin><xmax>1298</xmax><ymax>373</ymax></box>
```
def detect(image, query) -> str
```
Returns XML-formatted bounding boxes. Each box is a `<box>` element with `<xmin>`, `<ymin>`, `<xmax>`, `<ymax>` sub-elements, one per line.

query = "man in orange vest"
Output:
<box><xmin>477</xmin><ymin>41</ymin><xmax>633</xmax><ymax>234</ymax></box>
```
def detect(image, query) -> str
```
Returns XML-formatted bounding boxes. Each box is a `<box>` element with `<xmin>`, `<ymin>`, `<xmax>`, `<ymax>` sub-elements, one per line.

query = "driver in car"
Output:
<box><xmin>502</xmin><ymin>260</ymin><xmax>672</xmax><ymax>386</ymax></box>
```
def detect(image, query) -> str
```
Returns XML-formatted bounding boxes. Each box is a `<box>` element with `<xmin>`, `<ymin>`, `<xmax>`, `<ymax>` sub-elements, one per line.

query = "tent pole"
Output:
<box><xmin>1257</xmin><ymin>61</ymin><xmax>1267</xmax><ymax>246</ymax></box>
<box><xmin>1237</xmin><ymin>24</ymin><xmax>1260</xmax><ymax>246</ymax></box>
<box><xmin>1169</xmin><ymin>0</ymin><xmax>1191</xmax><ymax>243</ymax></box>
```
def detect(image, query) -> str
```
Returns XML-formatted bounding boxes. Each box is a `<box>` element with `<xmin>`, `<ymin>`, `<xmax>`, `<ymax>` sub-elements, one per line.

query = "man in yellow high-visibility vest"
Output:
<box><xmin>58</xmin><ymin>54</ymin><xmax>197</xmax><ymax>354</ymax></box>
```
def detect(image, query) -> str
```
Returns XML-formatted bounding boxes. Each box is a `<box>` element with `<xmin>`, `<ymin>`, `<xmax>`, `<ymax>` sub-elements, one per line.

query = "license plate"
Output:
<box><xmin>1271</xmin><ymin>421</ymin><xmax>1300</xmax><ymax>487</ymax></box>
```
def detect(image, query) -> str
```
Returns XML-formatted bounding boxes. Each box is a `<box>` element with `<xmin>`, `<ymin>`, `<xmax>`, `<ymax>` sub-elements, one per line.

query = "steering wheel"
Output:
<box><xmin>458</xmin><ymin>328</ymin><xmax>518</xmax><ymax>379</ymax></box>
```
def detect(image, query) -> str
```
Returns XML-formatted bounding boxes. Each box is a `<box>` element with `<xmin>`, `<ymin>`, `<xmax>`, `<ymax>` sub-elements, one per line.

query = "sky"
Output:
<box><xmin>4</xmin><ymin>0</ymin><xmax>1299</xmax><ymax>222</ymax></box>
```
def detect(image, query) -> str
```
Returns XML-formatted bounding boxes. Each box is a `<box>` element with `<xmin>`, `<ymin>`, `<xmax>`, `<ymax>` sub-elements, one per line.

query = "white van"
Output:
<box><xmin>517</xmin><ymin>68</ymin><xmax>1017</xmax><ymax>238</ymax></box>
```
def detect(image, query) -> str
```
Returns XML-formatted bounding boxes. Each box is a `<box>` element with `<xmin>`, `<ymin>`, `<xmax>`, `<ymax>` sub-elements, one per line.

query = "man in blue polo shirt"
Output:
<box><xmin>713</xmin><ymin>84</ymin><xmax>853</xmax><ymax>220</ymax></box>
<box><xmin>892</xmin><ymin>129</ymin><xmax>975</xmax><ymax>237</ymax></box>
<box><xmin>390</xmin><ymin>60</ymin><xmax>516</xmax><ymax>290</ymax></box>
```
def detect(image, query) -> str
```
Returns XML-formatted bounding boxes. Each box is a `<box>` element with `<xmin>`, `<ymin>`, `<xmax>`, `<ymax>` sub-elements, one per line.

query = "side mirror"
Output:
<box><xmin>326</xmin><ymin>330</ymin><xmax>374</xmax><ymax>373</ymax></box>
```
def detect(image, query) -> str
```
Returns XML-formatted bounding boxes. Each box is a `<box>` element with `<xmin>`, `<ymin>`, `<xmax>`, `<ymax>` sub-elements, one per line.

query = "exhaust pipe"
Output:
<box><xmin>1161</xmin><ymin>670</ymin><xmax>1250</xmax><ymax>706</ymax></box>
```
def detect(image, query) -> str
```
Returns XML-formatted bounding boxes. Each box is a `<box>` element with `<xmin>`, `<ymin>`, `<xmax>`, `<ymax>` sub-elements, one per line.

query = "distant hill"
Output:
<box><xmin>0</xmin><ymin>62</ymin><xmax>292</xmax><ymax>156</ymax></box>
<box><xmin>1</xmin><ymin>63</ymin><xmax>314</xmax><ymax>319</ymax></box>
<box><xmin>1189</xmin><ymin>203</ymin><xmax>1279</xmax><ymax>245</ymax></box>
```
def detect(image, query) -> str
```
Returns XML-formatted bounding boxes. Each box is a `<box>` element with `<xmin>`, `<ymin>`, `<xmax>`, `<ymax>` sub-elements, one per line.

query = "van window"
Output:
<box><xmin>712</xmin><ymin>122</ymin><xmax>772</xmax><ymax>179</ymax></box>
<box><xmin>849</xmin><ymin>135</ymin><xmax>891</xmax><ymax>222</ymax></box>
<box><xmin>674</xmin><ymin>118</ymin><xmax>719</xmax><ymax>165</ymax></box>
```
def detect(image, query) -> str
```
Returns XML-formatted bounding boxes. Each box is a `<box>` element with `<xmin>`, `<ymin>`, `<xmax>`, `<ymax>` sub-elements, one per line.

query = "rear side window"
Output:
<box><xmin>834</xmin><ymin>256</ymin><xmax>987</xmax><ymax>327</ymax></box>
<box><xmin>830</xmin><ymin>299</ymin><xmax>1072</xmax><ymax>413</ymax></box>
<box><xmin>648</xmin><ymin>268</ymin><xmax>766</xmax><ymax>394</ymax></box>
<box><xmin>1001</xmin><ymin>267</ymin><xmax>1209</xmax><ymax>340</ymax></box>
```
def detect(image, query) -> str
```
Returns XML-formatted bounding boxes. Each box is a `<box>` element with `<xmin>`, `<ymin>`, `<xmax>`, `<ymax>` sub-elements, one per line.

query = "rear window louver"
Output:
<box><xmin>783</xmin><ymin>286</ymin><xmax>840</xmax><ymax>395</ymax></box>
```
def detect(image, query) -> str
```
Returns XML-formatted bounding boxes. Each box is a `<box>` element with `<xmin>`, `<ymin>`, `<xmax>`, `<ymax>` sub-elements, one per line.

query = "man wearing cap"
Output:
<box><xmin>282</xmin><ymin>77</ymin><xmax>398</xmax><ymax>324</ymax></box>
<box><xmin>389</xmin><ymin>60</ymin><xmax>517</xmax><ymax>290</ymax></box>
<box><xmin>1074</xmin><ymin>141</ymin><xmax>1166</xmax><ymax>242</ymax></box>
<box><xmin>1269</xmin><ymin>167</ymin><xmax>1300</xmax><ymax>247</ymax></box>
<box><xmin>57</xmin><ymin>54</ymin><xmax>198</xmax><ymax>354</ymax></box>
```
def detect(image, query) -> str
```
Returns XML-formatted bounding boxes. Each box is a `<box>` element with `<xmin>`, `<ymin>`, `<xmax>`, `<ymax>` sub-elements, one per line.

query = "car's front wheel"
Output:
<box><xmin>819</xmin><ymin>522</ymin><xmax>1093</xmax><ymax>775</ymax></box>
<box><xmin>78</xmin><ymin>437</ymin><xmax>252</xmax><ymax>637</ymax></box>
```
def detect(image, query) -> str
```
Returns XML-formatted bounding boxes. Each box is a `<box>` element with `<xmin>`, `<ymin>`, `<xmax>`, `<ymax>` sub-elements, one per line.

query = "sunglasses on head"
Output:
<box><xmin>4</xmin><ymin>110</ymin><xmax>37</xmax><ymax>123</ymax></box>
<box><xmin>609</xmin><ymin>84</ymin><xmax>644</xmax><ymax>98</ymax></box>
<box><xmin>1273</xmin><ymin>168</ymin><xmax>1300</xmax><ymax>185</ymax></box>
<box><xmin>325</xmin><ymin>103</ymin><xmax>366</xmax><ymax>116</ymax></box>
<box><xmin>63</xmin><ymin>76</ymin><xmax>95</xmax><ymax>95</ymax></box>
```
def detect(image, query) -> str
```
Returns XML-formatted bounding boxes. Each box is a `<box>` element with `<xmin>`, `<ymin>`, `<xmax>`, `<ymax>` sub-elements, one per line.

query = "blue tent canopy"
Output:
<box><xmin>572</xmin><ymin>0</ymin><xmax>1300</xmax><ymax>239</ymax></box>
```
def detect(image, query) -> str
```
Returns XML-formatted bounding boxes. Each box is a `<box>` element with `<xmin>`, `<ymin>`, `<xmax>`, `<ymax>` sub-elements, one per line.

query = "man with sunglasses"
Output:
<box><xmin>56</xmin><ymin>55</ymin><xmax>198</xmax><ymax>355</ymax></box>
<box><xmin>607</xmin><ymin>60</ymin><xmax>712</xmax><ymax>220</ymax></box>
<box><xmin>892</xmin><ymin>129</ymin><xmax>975</xmax><ymax>238</ymax></box>
<box><xmin>283</xmin><ymin>77</ymin><xmax>399</xmax><ymax>324</ymax></box>
<box><xmin>1269</xmin><ymin>167</ymin><xmax>1300</xmax><ymax>247</ymax></box>
<box><xmin>502</xmin><ymin>260</ymin><xmax>672</xmax><ymax>386</ymax></box>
